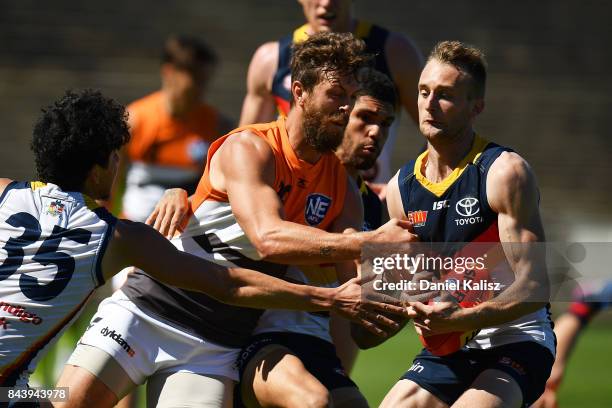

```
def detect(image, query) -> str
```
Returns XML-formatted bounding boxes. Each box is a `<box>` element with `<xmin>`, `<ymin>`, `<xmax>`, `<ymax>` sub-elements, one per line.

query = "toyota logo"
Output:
<box><xmin>455</xmin><ymin>197</ymin><xmax>480</xmax><ymax>217</ymax></box>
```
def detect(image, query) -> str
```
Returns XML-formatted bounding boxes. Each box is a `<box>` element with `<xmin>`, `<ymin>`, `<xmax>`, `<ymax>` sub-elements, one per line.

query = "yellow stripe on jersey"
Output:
<box><xmin>354</xmin><ymin>20</ymin><xmax>373</xmax><ymax>39</ymax></box>
<box><xmin>293</xmin><ymin>20</ymin><xmax>372</xmax><ymax>44</ymax></box>
<box><xmin>359</xmin><ymin>178</ymin><xmax>368</xmax><ymax>194</ymax></box>
<box><xmin>293</xmin><ymin>24</ymin><xmax>310</xmax><ymax>43</ymax></box>
<box><xmin>414</xmin><ymin>135</ymin><xmax>489</xmax><ymax>197</ymax></box>
<box><xmin>30</xmin><ymin>181</ymin><xmax>47</xmax><ymax>191</ymax></box>
<box><xmin>82</xmin><ymin>194</ymin><xmax>100</xmax><ymax>211</ymax></box>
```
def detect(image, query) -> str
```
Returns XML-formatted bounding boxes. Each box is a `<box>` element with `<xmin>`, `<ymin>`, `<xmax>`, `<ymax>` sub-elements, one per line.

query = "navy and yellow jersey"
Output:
<box><xmin>398</xmin><ymin>135</ymin><xmax>509</xmax><ymax>244</ymax></box>
<box><xmin>358</xmin><ymin>175</ymin><xmax>383</xmax><ymax>231</ymax></box>
<box><xmin>271</xmin><ymin>21</ymin><xmax>392</xmax><ymax>116</ymax></box>
<box><xmin>398</xmin><ymin>136</ymin><xmax>555</xmax><ymax>353</ymax></box>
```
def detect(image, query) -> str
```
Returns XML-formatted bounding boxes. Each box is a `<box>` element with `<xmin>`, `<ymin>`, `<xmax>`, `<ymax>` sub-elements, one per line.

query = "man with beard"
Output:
<box><xmin>0</xmin><ymin>89</ymin><xmax>399</xmax><ymax>407</ymax></box>
<box><xmin>58</xmin><ymin>33</ymin><xmax>416</xmax><ymax>408</ymax></box>
<box><xmin>234</xmin><ymin>68</ymin><xmax>399</xmax><ymax>408</ymax></box>
<box><xmin>239</xmin><ymin>0</ymin><xmax>423</xmax><ymax>198</ymax></box>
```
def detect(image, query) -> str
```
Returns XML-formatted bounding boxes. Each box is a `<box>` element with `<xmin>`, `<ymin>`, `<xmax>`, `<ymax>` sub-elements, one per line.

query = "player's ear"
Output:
<box><xmin>471</xmin><ymin>98</ymin><xmax>485</xmax><ymax>117</ymax></box>
<box><xmin>87</xmin><ymin>164</ymin><xmax>103</xmax><ymax>186</ymax></box>
<box><xmin>291</xmin><ymin>80</ymin><xmax>306</xmax><ymax>107</ymax></box>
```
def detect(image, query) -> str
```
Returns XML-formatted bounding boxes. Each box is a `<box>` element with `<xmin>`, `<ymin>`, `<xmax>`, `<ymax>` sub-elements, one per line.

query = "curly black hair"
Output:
<box><xmin>31</xmin><ymin>89</ymin><xmax>130</xmax><ymax>191</ymax></box>
<box><xmin>355</xmin><ymin>68</ymin><xmax>398</xmax><ymax>111</ymax></box>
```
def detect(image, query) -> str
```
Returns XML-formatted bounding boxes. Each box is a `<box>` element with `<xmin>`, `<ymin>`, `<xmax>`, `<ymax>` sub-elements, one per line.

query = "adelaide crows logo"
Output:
<box><xmin>46</xmin><ymin>199</ymin><xmax>65</xmax><ymax>217</ymax></box>
<box><xmin>305</xmin><ymin>194</ymin><xmax>332</xmax><ymax>226</ymax></box>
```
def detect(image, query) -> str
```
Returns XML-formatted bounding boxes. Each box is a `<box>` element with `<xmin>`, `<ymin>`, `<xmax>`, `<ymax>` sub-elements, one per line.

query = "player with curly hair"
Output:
<box><xmin>0</xmin><ymin>89</ymin><xmax>407</xmax><ymax>407</ymax></box>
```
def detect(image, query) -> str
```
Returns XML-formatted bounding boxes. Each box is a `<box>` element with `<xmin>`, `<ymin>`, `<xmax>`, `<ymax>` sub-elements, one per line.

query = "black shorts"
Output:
<box><xmin>401</xmin><ymin>342</ymin><xmax>555</xmax><ymax>407</ymax></box>
<box><xmin>235</xmin><ymin>331</ymin><xmax>356</xmax><ymax>391</ymax></box>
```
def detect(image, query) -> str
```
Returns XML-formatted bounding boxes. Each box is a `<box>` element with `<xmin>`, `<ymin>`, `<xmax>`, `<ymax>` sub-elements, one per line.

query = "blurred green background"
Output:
<box><xmin>32</xmin><ymin>303</ymin><xmax>612</xmax><ymax>407</ymax></box>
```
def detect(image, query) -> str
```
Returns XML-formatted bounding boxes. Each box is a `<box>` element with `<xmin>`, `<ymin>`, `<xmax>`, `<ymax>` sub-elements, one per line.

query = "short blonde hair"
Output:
<box><xmin>428</xmin><ymin>40</ymin><xmax>487</xmax><ymax>98</ymax></box>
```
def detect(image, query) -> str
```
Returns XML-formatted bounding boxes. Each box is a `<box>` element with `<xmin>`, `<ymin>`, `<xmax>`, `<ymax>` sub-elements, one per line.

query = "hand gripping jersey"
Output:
<box><xmin>122</xmin><ymin>116</ymin><xmax>348</xmax><ymax>348</ymax></box>
<box><xmin>397</xmin><ymin>135</ymin><xmax>555</xmax><ymax>353</ymax></box>
<box><xmin>0</xmin><ymin>182</ymin><xmax>115</xmax><ymax>386</ymax></box>
<box><xmin>122</xmin><ymin>91</ymin><xmax>221</xmax><ymax>221</ymax></box>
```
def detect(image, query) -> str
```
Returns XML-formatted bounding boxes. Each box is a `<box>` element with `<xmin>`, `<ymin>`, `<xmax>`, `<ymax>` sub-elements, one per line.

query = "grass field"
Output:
<box><xmin>352</xmin><ymin>318</ymin><xmax>612</xmax><ymax>407</ymax></box>
<box><xmin>33</xmin><ymin>311</ymin><xmax>612</xmax><ymax>407</ymax></box>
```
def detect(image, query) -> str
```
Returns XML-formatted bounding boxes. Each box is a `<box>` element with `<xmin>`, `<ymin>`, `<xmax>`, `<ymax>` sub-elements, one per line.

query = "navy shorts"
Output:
<box><xmin>401</xmin><ymin>342</ymin><xmax>555</xmax><ymax>407</ymax></box>
<box><xmin>235</xmin><ymin>331</ymin><xmax>356</xmax><ymax>391</ymax></box>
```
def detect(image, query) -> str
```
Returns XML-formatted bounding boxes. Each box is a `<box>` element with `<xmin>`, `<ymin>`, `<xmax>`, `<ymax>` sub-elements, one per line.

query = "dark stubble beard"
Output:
<box><xmin>302</xmin><ymin>103</ymin><xmax>347</xmax><ymax>153</ymax></box>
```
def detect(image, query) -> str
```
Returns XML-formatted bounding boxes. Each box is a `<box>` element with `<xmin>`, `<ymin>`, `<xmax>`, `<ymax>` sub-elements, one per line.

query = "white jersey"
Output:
<box><xmin>467</xmin><ymin>307</ymin><xmax>555</xmax><ymax>354</ymax></box>
<box><xmin>122</xmin><ymin>162</ymin><xmax>202</xmax><ymax>222</ymax></box>
<box><xmin>0</xmin><ymin>181</ymin><xmax>115</xmax><ymax>386</ymax></box>
<box><xmin>175</xmin><ymin>200</ymin><xmax>337</xmax><ymax>342</ymax></box>
<box><xmin>253</xmin><ymin>264</ymin><xmax>338</xmax><ymax>342</ymax></box>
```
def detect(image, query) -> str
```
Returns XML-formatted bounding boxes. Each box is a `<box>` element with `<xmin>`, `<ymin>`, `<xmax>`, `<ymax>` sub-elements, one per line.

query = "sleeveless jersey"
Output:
<box><xmin>397</xmin><ymin>135</ymin><xmax>554</xmax><ymax>353</ymax></box>
<box><xmin>122</xmin><ymin>116</ymin><xmax>348</xmax><ymax>348</ymax></box>
<box><xmin>0</xmin><ymin>181</ymin><xmax>115</xmax><ymax>386</ymax></box>
<box><xmin>122</xmin><ymin>91</ymin><xmax>221</xmax><ymax>221</ymax></box>
<box><xmin>253</xmin><ymin>175</ymin><xmax>383</xmax><ymax>342</ymax></box>
<box><xmin>271</xmin><ymin>21</ymin><xmax>392</xmax><ymax>116</ymax></box>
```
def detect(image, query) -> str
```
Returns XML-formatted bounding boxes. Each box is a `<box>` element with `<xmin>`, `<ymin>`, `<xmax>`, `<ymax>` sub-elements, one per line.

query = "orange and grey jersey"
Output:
<box><xmin>0</xmin><ymin>182</ymin><xmax>115</xmax><ymax>386</ymax></box>
<box><xmin>397</xmin><ymin>135</ymin><xmax>554</xmax><ymax>353</ymax></box>
<box><xmin>122</xmin><ymin>116</ymin><xmax>349</xmax><ymax>348</ymax></box>
<box><xmin>122</xmin><ymin>91</ymin><xmax>222</xmax><ymax>221</ymax></box>
<box><xmin>254</xmin><ymin>175</ymin><xmax>381</xmax><ymax>342</ymax></box>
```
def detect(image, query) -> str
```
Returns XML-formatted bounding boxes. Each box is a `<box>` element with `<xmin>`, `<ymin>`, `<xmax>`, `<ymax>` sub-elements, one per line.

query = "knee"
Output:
<box><xmin>288</xmin><ymin>385</ymin><xmax>330</xmax><ymax>408</ymax></box>
<box><xmin>381</xmin><ymin>380</ymin><xmax>445</xmax><ymax>408</ymax></box>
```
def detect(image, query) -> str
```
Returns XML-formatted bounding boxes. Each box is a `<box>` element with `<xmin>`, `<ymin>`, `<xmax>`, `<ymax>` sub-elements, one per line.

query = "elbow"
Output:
<box><xmin>252</xmin><ymin>229</ymin><xmax>282</xmax><ymax>262</ymax></box>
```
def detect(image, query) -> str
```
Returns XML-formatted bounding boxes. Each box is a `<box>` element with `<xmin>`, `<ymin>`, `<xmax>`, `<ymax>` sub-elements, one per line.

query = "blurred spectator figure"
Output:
<box><xmin>110</xmin><ymin>35</ymin><xmax>232</xmax><ymax>408</ymax></box>
<box><xmin>120</xmin><ymin>34</ymin><xmax>232</xmax><ymax>223</ymax></box>
<box><xmin>239</xmin><ymin>0</ymin><xmax>423</xmax><ymax>199</ymax></box>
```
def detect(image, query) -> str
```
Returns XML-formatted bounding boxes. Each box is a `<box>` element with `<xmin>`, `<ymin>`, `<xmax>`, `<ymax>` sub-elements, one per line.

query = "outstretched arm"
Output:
<box><xmin>102</xmin><ymin>219</ymin><xmax>405</xmax><ymax>335</ymax></box>
<box><xmin>216</xmin><ymin>130</ymin><xmax>414</xmax><ymax>264</ymax></box>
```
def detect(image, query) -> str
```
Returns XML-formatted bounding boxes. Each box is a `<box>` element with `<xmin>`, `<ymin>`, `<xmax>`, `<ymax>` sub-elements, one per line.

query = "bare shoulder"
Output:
<box><xmin>251</xmin><ymin>41</ymin><xmax>280</xmax><ymax>66</ymax></box>
<box><xmin>487</xmin><ymin>151</ymin><xmax>538</xmax><ymax>212</ymax></box>
<box><xmin>248</xmin><ymin>41</ymin><xmax>280</xmax><ymax>91</ymax></box>
<box><xmin>0</xmin><ymin>178</ymin><xmax>14</xmax><ymax>197</ymax></box>
<box><xmin>489</xmin><ymin>151</ymin><xmax>534</xmax><ymax>186</ymax></box>
<box><xmin>221</xmin><ymin>129</ymin><xmax>274</xmax><ymax>162</ymax></box>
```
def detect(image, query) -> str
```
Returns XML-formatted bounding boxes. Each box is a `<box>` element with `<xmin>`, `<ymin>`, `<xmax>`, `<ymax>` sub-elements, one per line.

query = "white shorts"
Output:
<box><xmin>73</xmin><ymin>290</ymin><xmax>240</xmax><ymax>385</ymax></box>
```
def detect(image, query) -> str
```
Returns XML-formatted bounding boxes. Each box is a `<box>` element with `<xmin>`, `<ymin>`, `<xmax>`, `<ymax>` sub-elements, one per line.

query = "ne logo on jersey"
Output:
<box><xmin>407</xmin><ymin>210</ymin><xmax>428</xmax><ymax>227</ymax></box>
<box><xmin>305</xmin><ymin>193</ymin><xmax>332</xmax><ymax>226</ymax></box>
